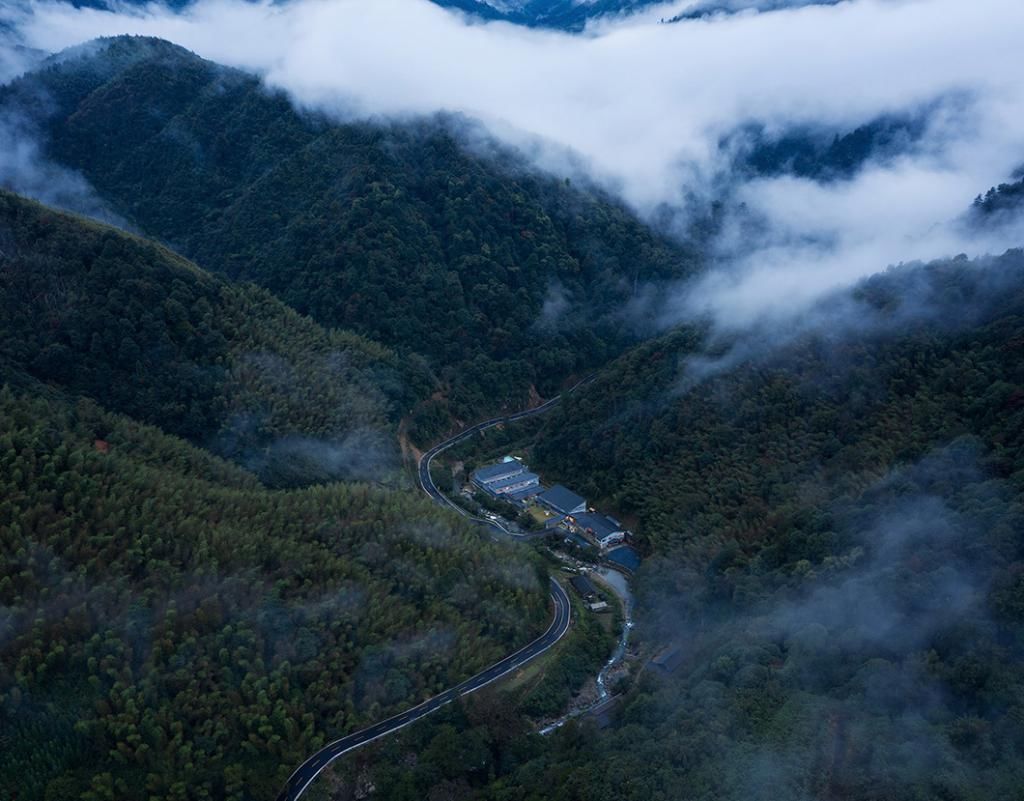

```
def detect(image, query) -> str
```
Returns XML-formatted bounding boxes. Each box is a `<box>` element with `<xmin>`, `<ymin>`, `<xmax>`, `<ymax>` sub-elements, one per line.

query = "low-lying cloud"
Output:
<box><xmin>0</xmin><ymin>111</ymin><xmax>127</xmax><ymax>224</ymax></box>
<box><xmin>3</xmin><ymin>0</ymin><xmax>1024</xmax><ymax>330</ymax></box>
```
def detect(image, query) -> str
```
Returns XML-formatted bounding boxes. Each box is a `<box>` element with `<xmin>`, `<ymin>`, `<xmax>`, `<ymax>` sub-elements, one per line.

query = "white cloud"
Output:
<box><xmin>4</xmin><ymin>0</ymin><xmax>1024</xmax><ymax>329</ymax></box>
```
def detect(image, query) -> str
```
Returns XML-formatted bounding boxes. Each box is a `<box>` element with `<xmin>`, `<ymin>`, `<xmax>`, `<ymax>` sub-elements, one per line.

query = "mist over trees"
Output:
<box><xmin>0</xmin><ymin>36</ymin><xmax>700</xmax><ymax>435</ymax></box>
<box><xmin>0</xmin><ymin>190</ymin><xmax>430</xmax><ymax>485</ymax></box>
<box><xmin>449</xmin><ymin>250</ymin><xmax>1024</xmax><ymax>801</ymax></box>
<box><xmin>0</xmin><ymin>386</ymin><xmax>549</xmax><ymax>801</ymax></box>
<box><xmin>724</xmin><ymin>112</ymin><xmax>932</xmax><ymax>183</ymax></box>
<box><xmin>0</xmin><ymin>187</ymin><xmax>555</xmax><ymax>800</ymax></box>
<box><xmin>973</xmin><ymin>173</ymin><xmax>1024</xmax><ymax>225</ymax></box>
<box><xmin>667</xmin><ymin>0</ymin><xmax>843</xmax><ymax>23</ymax></box>
<box><xmin>299</xmin><ymin>250</ymin><xmax>1024</xmax><ymax>801</ymax></box>
<box><xmin>0</xmin><ymin>10</ymin><xmax>1023</xmax><ymax>801</ymax></box>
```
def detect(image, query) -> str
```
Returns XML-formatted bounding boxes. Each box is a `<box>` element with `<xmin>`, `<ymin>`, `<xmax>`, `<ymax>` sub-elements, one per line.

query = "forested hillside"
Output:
<box><xmin>973</xmin><ymin>174</ymin><xmax>1024</xmax><ymax>224</ymax></box>
<box><xmin>0</xmin><ymin>36</ymin><xmax>699</xmax><ymax>431</ymax></box>
<box><xmin>0</xmin><ymin>190</ymin><xmax>431</xmax><ymax>485</ymax></box>
<box><xmin>310</xmin><ymin>251</ymin><xmax>1024</xmax><ymax>801</ymax></box>
<box><xmin>3</xmin><ymin>18</ymin><xmax>1022</xmax><ymax>801</ymax></box>
<box><xmin>728</xmin><ymin>113</ymin><xmax>929</xmax><ymax>182</ymax></box>
<box><xmin>0</xmin><ymin>386</ymin><xmax>549</xmax><ymax>801</ymax></box>
<box><xmin>667</xmin><ymin>0</ymin><xmax>843</xmax><ymax>23</ymax></box>
<box><xmin>446</xmin><ymin>250</ymin><xmax>1024</xmax><ymax>800</ymax></box>
<box><xmin>531</xmin><ymin>251</ymin><xmax>1024</xmax><ymax>553</ymax></box>
<box><xmin>46</xmin><ymin>0</ymin><xmax>662</xmax><ymax>31</ymax></box>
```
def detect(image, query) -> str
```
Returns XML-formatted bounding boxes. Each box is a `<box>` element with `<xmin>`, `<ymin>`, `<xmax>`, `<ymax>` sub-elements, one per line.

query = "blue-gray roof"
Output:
<box><xmin>507</xmin><ymin>484</ymin><xmax>543</xmax><ymax>501</ymax></box>
<box><xmin>539</xmin><ymin>485</ymin><xmax>586</xmax><ymax>514</ymax></box>
<box><xmin>485</xmin><ymin>471</ymin><xmax>539</xmax><ymax>494</ymax></box>
<box><xmin>606</xmin><ymin>545</ymin><xmax>641</xmax><ymax>572</ymax></box>
<box><xmin>473</xmin><ymin>461</ymin><xmax>525</xmax><ymax>484</ymax></box>
<box><xmin>566</xmin><ymin>531</ymin><xmax>590</xmax><ymax>547</ymax></box>
<box><xmin>572</xmin><ymin>512</ymin><xmax>622</xmax><ymax>540</ymax></box>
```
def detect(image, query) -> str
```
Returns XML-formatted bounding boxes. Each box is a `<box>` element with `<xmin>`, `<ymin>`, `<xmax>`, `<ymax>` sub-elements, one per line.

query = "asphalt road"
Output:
<box><xmin>276</xmin><ymin>380</ymin><xmax>592</xmax><ymax>800</ymax></box>
<box><xmin>275</xmin><ymin>578</ymin><xmax>571</xmax><ymax>801</ymax></box>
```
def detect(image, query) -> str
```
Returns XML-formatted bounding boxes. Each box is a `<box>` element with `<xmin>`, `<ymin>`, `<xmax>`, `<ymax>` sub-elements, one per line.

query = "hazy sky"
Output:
<box><xmin>4</xmin><ymin>0</ymin><xmax>1024</xmax><ymax>329</ymax></box>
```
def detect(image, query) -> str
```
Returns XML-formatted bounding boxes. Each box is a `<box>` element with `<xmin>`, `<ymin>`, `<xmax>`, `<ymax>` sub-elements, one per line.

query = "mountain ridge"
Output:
<box><xmin>0</xmin><ymin>188</ymin><xmax>431</xmax><ymax>485</ymax></box>
<box><xmin>1</xmin><ymin>35</ymin><xmax>700</xmax><ymax>436</ymax></box>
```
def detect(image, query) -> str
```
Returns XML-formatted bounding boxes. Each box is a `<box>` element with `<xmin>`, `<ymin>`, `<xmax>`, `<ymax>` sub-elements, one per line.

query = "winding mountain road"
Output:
<box><xmin>276</xmin><ymin>381</ymin><xmax>592</xmax><ymax>800</ymax></box>
<box><xmin>276</xmin><ymin>579</ymin><xmax>570</xmax><ymax>801</ymax></box>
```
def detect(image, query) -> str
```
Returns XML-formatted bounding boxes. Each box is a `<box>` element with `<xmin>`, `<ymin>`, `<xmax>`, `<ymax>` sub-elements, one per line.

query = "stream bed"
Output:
<box><xmin>539</xmin><ymin>566</ymin><xmax>634</xmax><ymax>734</ymax></box>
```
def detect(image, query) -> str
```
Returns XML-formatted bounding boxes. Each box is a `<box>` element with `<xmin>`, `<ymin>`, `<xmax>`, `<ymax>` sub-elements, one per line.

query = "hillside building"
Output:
<box><xmin>473</xmin><ymin>459</ymin><xmax>526</xmax><ymax>486</ymax></box>
<box><xmin>569</xmin><ymin>574</ymin><xmax>599</xmax><ymax>602</ymax></box>
<box><xmin>472</xmin><ymin>459</ymin><xmax>540</xmax><ymax>499</ymax></box>
<box><xmin>568</xmin><ymin>512</ymin><xmax>629</xmax><ymax>550</ymax></box>
<box><xmin>538</xmin><ymin>485</ymin><xmax>587</xmax><ymax>516</ymax></box>
<box><xmin>652</xmin><ymin>646</ymin><xmax>685</xmax><ymax>674</ymax></box>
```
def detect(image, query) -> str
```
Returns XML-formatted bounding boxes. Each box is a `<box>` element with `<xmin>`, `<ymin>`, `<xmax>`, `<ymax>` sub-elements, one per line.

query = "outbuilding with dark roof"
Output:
<box><xmin>569</xmin><ymin>574</ymin><xmax>598</xmax><ymax>601</ymax></box>
<box><xmin>652</xmin><ymin>647</ymin><xmax>685</xmax><ymax>674</ymax></box>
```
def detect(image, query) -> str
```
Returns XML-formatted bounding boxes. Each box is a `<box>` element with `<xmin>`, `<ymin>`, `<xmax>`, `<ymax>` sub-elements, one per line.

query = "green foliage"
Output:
<box><xmin>339</xmin><ymin>695</ymin><xmax>546</xmax><ymax>801</ymax></box>
<box><xmin>0</xmin><ymin>189</ymin><xmax>430</xmax><ymax>484</ymax></box>
<box><xmin>734</xmin><ymin>113</ymin><xmax>927</xmax><ymax>182</ymax></box>
<box><xmin>0</xmin><ymin>386</ymin><xmax>549</xmax><ymax>801</ymax></box>
<box><xmin>514</xmin><ymin>589</ymin><xmax>614</xmax><ymax>719</ymax></box>
<box><xmin>453</xmin><ymin>250</ymin><xmax>1024</xmax><ymax>801</ymax></box>
<box><xmin>343</xmin><ymin>252</ymin><xmax>1024</xmax><ymax>801</ymax></box>
<box><xmin>533</xmin><ymin>251</ymin><xmax>1024</xmax><ymax>560</ymax></box>
<box><xmin>1</xmin><ymin>36</ymin><xmax>699</xmax><ymax>429</ymax></box>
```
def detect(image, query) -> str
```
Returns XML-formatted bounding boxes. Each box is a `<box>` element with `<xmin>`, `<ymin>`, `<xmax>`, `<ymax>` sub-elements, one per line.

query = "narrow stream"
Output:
<box><xmin>539</xmin><ymin>566</ymin><xmax>634</xmax><ymax>735</ymax></box>
<box><xmin>593</xmin><ymin>567</ymin><xmax>634</xmax><ymax>700</ymax></box>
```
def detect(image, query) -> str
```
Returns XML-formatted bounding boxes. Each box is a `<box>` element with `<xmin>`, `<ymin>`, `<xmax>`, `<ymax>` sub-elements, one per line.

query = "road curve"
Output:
<box><xmin>275</xmin><ymin>578</ymin><xmax>571</xmax><ymax>801</ymax></box>
<box><xmin>276</xmin><ymin>379</ymin><xmax>593</xmax><ymax>800</ymax></box>
<box><xmin>418</xmin><ymin>375</ymin><xmax>594</xmax><ymax>536</ymax></box>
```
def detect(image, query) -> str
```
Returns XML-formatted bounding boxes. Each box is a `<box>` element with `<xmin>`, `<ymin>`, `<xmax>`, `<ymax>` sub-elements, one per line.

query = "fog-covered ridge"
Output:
<box><xmin>2</xmin><ymin>0</ymin><xmax>1021</xmax><ymax>337</ymax></box>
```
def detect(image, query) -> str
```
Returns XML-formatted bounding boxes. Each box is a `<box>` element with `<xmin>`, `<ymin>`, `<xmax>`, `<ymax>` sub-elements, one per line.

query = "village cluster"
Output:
<box><xmin>471</xmin><ymin>456</ymin><xmax>631</xmax><ymax>551</ymax></box>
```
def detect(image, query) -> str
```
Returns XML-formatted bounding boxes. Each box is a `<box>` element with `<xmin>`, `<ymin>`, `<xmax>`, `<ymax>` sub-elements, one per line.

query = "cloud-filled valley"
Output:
<box><xmin>3</xmin><ymin>5</ymin><xmax>1024</xmax><ymax>801</ymax></box>
<box><xmin>2</xmin><ymin>0</ymin><xmax>1024</xmax><ymax>332</ymax></box>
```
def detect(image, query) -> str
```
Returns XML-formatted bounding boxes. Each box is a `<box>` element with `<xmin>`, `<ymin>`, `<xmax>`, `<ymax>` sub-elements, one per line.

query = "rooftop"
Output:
<box><xmin>566</xmin><ymin>531</ymin><xmax>591</xmax><ymax>548</ymax></box>
<box><xmin>571</xmin><ymin>512</ymin><xmax>622</xmax><ymax>540</ymax></box>
<box><xmin>606</xmin><ymin>545</ymin><xmax>641</xmax><ymax>572</ymax></box>
<box><xmin>569</xmin><ymin>574</ymin><xmax>598</xmax><ymax>598</ymax></box>
<box><xmin>484</xmin><ymin>470</ymin><xmax>539</xmax><ymax>494</ymax></box>
<box><xmin>652</xmin><ymin>647</ymin><xmax>685</xmax><ymax>673</ymax></box>
<box><xmin>539</xmin><ymin>484</ymin><xmax>586</xmax><ymax>514</ymax></box>
<box><xmin>473</xmin><ymin>460</ymin><xmax>525</xmax><ymax>484</ymax></box>
<box><xmin>507</xmin><ymin>484</ymin><xmax>543</xmax><ymax>501</ymax></box>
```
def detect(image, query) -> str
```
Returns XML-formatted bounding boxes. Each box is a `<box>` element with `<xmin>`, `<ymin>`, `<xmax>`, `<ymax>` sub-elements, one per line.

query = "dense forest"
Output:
<box><xmin>436</xmin><ymin>436</ymin><xmax>1023</xmax><ymax>801</ymax></box>
<box><xmin>0</xmin><ymin>385</ymin><xmax>550</xmax><ymax>801</ymax></box>
<box><xmin>3</xmin><ymin>26</ymin><xmax>1024</xmax><ymax>801</ymax></box>
<box><xmin>0</xmin><ymin>36</ymin><xmax>699</xmax><ymax>432</ymax></box>
<box><xmin>307</xmin><ymin>251</ymin><xmax>1024</xmax><ymax>801</ymax></box>
<box><xmin>0</xmin><ymin>190</ymin><xmax>432</xmax><ymax>485</ymax></box>
<box><xmin>530</xmin><ymin>250</ymin><xmax>1024</xmax><ymax>553</ymax></box>
<box><xmin>391</xmin><ymin>250</ymin><xmax>1023</xmax><ymax>801</ymax></box>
